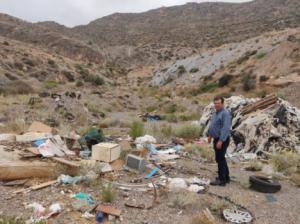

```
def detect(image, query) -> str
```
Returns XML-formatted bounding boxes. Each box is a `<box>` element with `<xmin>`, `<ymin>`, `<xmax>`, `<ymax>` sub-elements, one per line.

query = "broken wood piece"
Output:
<box><xmin>30</xmin><ymin>180</ymin><xmax>57</xmax><ymax>190</ymax></box>
<box><xmin>13</xmin><ymin>180</ymin><xmax>57</xmax><ymax>194</ymax></box>
<box><xmin>124</xmin><ymin>202</ymin><xmax>145</xmax><ymax>209</ymax></box>
<box><xmin>96</xmin><ymin>205</ymin><xmax>122</xmax><ymax>217</ymax></box>
<box><xmin>3</xmin><ymin>179</ymin><xmax>28</xmax><ymax>186</ymax></box>
<box><xmin>51</xmin><ymin>157</ymin><xmax>80</xmax><ymax>168</ymax></box>
<box><xmin>241</xmin><ymin>95</ymin><xmax>277</xmax><ymax>115</ymax></box>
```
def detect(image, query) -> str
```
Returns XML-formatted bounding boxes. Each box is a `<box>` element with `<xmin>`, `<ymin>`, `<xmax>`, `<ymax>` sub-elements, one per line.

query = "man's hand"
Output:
<box><xmin>208</xmin><ymin>136</ymin><xmax>212</xmax><ymax>144</ymax></box>
<box><xmin>216</xmin><ymin>140</ymin><xmax>223</xmax><ymax>150</ymax></box>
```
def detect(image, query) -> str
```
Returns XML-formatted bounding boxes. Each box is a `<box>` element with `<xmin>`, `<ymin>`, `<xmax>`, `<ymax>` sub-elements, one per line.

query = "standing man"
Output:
<box><xmin>207</xmin><ymin>96</ymin><xmax>232</xmax><ymax>186</ymax></box>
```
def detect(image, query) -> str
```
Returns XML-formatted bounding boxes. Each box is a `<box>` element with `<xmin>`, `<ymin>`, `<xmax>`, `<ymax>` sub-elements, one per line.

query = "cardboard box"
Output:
<box><xmin>92</xmin><ymin>143</ymin><xmax>121</xmax><ymax>163</ymax></box>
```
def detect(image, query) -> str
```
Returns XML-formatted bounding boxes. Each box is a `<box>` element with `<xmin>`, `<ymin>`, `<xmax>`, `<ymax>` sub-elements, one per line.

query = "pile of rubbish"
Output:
<box><xmin>200</xmin><ymin>95</ymin><xmax>300</xmax><ymax>155</ymax></box>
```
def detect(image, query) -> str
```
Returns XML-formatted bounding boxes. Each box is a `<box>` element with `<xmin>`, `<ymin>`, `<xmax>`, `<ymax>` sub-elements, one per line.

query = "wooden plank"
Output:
<box><xmin>0</xmin><ymin>162</ymin><xmax>56</xmax><ymax>181</ymax></box>
<box><xmin>96</xmin><ymin>204</ymin><xmax>121</xmax><ymax>217</ymax></box>
<box><xmin>241</xmin><ymin>95</ymin><xmax>277</xmax><ymax>115</ymax></box>
<box><xmin>51</xmin><ymin>157</ymin><xmax>80</xmax><ymax>168</ymax></box>
<box><xmin>31</xmin><ymin>180</ymin><xmax>57</xmax><ymax>190</ymax></box>
<box><xmin>13</xmin><ymin>180</ymin><xmax>57</xmax><ymax>194</ymax></box>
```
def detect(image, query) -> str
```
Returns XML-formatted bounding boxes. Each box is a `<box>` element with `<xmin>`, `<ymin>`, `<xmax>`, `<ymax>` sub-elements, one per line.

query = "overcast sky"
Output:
<box><xmin>0</xmin><ymin>0</ymin><xmax>250</xmax><ymax>27</ymax></box>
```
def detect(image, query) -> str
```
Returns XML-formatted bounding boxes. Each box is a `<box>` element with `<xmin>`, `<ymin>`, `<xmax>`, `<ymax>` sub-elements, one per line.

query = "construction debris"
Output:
<box><xmin>200</xmin><ymin>95</ymin><xmax>300</xmax><ymax>155</ymax></box>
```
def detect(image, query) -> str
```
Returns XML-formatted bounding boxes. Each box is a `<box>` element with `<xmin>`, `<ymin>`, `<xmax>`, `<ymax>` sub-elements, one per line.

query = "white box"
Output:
<box><xmin>92</xmin><ymin>143</ymin><xmax>121</xmax><ymax>163</ymax></box>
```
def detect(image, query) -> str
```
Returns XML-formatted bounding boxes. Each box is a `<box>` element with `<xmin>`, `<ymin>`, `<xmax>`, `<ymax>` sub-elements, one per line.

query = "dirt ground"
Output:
<box><xmin>0</xmin><ymin>156</ymin><xmax>299</xmax><ymax>224</ymax></box>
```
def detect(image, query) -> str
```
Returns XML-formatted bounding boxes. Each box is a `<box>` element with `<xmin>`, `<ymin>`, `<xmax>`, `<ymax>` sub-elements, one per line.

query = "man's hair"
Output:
<box><xmin>213</xmin><ymin>96</ymin><xmax>224</xmax><ymax>103</ymax></box>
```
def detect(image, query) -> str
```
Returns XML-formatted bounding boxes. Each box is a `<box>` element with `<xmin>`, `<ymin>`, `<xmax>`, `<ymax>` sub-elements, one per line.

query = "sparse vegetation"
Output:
<box><xmin>168</xmin><ymin>189</ymin><xmax>196</xmax><ymax>209</ymax></box>
<box><xmin>291</xmin><ymin>173</ymin><xmax>300</xmax><ymax>187</ymax></box>
<box><xmin>190</xmin><ymin>68</ymin><xmax>199</xmax><ymax>73</ymax></box>
<box><xmin>0</xmin><ymin>80</ymin><xmax>34</xmax><ymax>95</ymax></box>
<box><xmin>44</xmin><ymin>80</ymin><xmax>59</xmax><ymax>89</ymax></box>
<box><xmin>242</xmin><ymin>74</ymin><xmax>256</xmax><ymax>91</ymax></box>
<box><xmin>272</xmin><ymin>151</ymin><xmax>300</xmax><ymax>175</ymax></box>
<box><xmin>209</xmin><ymin>199</ymin><xmax>230</xmax><ymax>215</ymax></box>
<box><xmin>0</xmin><ymin>215</ymin><xmax>25</xmax><ymax>224</ymax></box>
<box><xmin>245</xmin><ymin>160</ymin><xmax>263</xmax><ymax>171</ymax></box>
<box><xmin>84</xmin><ymin>74</ymin><xmax>105</xmax><ymax>86</ymax></box>
<box><xmin>101</xmin><ymin>183</ymin><xmax>116</xmax><ymax>203</ymax></box>
<box><xmin>174</xmin><ymin>124</ymin><xmax>202</xmax><ymax>139</ymax></box>
<box><xmin>47</xmin><ymin>59</ymin><xmax>55</xmax><ymax>66</ymax></box>
<box><xmin>259</xmin><ymin>75</ymin><xmax>269</xmax><ymax>82</ymax></box>
<box><xmin>218</xmin><ymin>74</ymin><xmax>233</xmax><ymax>87</ymax></box>
<box><xmin>178</xmin><ymin>65</ymin><xmax>186</xmax><ymax>75</ymax></box>
<box><xmin>256</xmin><ymin>52</ymin><xmax>267</xmax><ymax>59</ymax></box>
<box><xmin>129</xmin><ymin>120</ymin><xmax>145</xmax><ymax>139</ymax></box>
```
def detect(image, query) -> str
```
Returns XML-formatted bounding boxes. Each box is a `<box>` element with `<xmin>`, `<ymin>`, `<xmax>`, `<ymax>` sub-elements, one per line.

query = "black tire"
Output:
<box><xmin>249</xmin><ymin>176</ymin><xmax>281</xmax><ymax>193</ymax></box>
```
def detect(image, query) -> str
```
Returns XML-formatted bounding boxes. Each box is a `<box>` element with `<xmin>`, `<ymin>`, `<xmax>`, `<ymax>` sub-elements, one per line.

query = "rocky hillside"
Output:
<box><xmin>151</xmin><ymin>29</ymin><xmax>300</xmax><ymax>87</ymax></box>
<box><xmin>0</xmin><ymin>14</ymin><xmax>104</xmax><ymax>64</ymax></box>
<box><xmin>71</xmin><ymin>0</ymin><xmax>300</xmax><ymax>48</ymax></box>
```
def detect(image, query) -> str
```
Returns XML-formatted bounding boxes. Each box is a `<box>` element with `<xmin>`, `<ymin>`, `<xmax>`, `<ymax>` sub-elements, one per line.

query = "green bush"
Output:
<box><xmin>256</xmin><ymin>52</ymin><xmax>267</xmax><ymax>59</ymax></box>
<box><xmin>189</xmin><ymin>68</ymin><xmax>199</xmax><ymax>73</ymax></box>
<box><xmin>76</xmin><ymin>80</ymin><xmax>84</xmax><ymax>87</ymax></box>
<box><xmin>44</xmin><ymin>80</ymin><xmax>59</xmax><ymax>89</ymax></box>
<box><xmin>174</xmin><ymin>124</ymin><xmax>201</xmax><ymax>139</ymax></box>
<box><xmin>259</xmin><ymin>75</ymin><xmax>269</xmax><ymax>82</ymax></box>
<box><xmin>84</xmin><ymin>74</ymin><xmax>105</xmax><ymax>86</ymax></box>
<box><xmin>161</xmin><ymin>114</ymin><xmax>178</xmax><ymax>122</ymax></box>
<box><xmin>242</xmin><ymin>74</ymin><xmax>256</xmax><ymax>91</ymax></box>
<box><xmin>47</xmin><ymin>59</ymin><xmax>55</xmax><ymax>66</ymax></box>
<box><xmin>164</xmin><ymin>103</ymin><xmax>177</xmax><ymax>114</ymax></box>
<box><xmin>101</xmin><ymin>184</ymin><xmax>115</xmax><ymax>203</ymax></box>
<box><xmin>218</xmin><ymin>74</ymin><xmax>233</xmax><ymax>87</ymax></box>
<box><xmin>129</xmin><ymin>120</ymin><xmax>145</xmax><ymax>139</ymax></box>
<box><xmin>178</xmin><ymin>65</ymin><xmax>186</xmax><ymax>75</ymax></box>
<box><xmin>200</xmin><ymin>82</ymin><xmax>218</xmax><ymax>93</ymax></box>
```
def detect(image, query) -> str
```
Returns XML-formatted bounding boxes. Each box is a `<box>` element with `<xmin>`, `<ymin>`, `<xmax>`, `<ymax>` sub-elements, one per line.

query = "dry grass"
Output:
<box><xmin>174</xmin><ymin>124</ymin><xmax>202</xmax><ymax>139</ymax></box>
<box><xmin>272</xmin><ymin>151</ymin><xmax>300</xmax><ymax>175</ymax></box>
<box><xmin>168</xmin><ymin>189</ymin><xmax>196</xmax><ymax>209</ymax></box>
<box><xmin>145</xmin><ymin>122</ymin><xmax>173</xmax><ymax>143</ymax></box>
<box><xmin>0</xmin><ymin>215</ymin><xmax>26</xmax><ymax>224</ymax></box>
<box><xmin>291</xmin><ymin>174</ymin><xmax>300</xmax><ymax>187</ymax></box>
<box><xmin>187</xmin><ymin>144</ymin><xmax>214</xmax><ymax>162</ymax></box>
<box><xmin>2</xmin><ymin>119</ymin><xmax>27</xmax><ymax>133</ymax></box>
<box><xmin>245</xmin><ymin>160</ymin><xmax>263</xmax><ymax>171</ymax></box>
<box><xmin>190</xmin><ymin>209</ymin><xmax>216</xmax><ymax>224</ymax></box>
<box><xmin>209</xmin><ymin>198</ymin><xmax>230</xmax><ymax>215</ymax></box>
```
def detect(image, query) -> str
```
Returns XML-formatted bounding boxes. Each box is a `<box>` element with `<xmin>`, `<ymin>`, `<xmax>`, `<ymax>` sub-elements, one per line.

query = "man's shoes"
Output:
<box><xmin>210</xmin><ymin>179</ymin><xmax>226</xmax><ymax>186</ymax></box>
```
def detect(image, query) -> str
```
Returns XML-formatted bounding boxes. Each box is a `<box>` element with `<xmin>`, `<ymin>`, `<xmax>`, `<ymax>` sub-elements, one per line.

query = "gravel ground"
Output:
<box><xmin>0</xmin><ymin>158</ymin><xmax>300</xmax><ymax>224</ymax></box>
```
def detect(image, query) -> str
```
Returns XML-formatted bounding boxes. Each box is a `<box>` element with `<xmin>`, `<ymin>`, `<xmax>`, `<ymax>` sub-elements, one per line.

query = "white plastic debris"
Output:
<box><xmin>26</xmin><ymin>203</ymin><xmax>46</xmax><ymax>218</ymax></box>
<box><xmin>188</xmin><ymin>184</ymin><xmax>205</xmax><ymax>193</ymax></box>
<box><xmin>134</xmin><ymin>135</ymin><xmax>157</xmax><ymax>145</ymax></box>
<box><xmin>168</xmin><ymin>178</ymin><xmax>188</xmax><ymax>190</ymax></box>
<box><xmin>82</xmin><ymin>212</ymin><xmax>94</xmax><ymax>219</ymax></box>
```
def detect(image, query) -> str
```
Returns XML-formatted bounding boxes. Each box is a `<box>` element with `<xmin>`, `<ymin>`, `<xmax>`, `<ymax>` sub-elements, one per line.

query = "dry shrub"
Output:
<box><xmin>4</xmin><ymin>119</ymin><xmax>27</xmax><ymax>133</ymax></box>
<box><xmin>245</xmin><ymin>160</ymin><xmax>263</xmax><ymax>171</ymax></box>
<box><xmin>190</xmin><ymin>209</ymin><xmax>215</xmax><ymax>224</ymax></box>
<box><xmin>272</xmin><ymin>151</ymin><xmax>300</xmax><ymax>175</ymax></box>
<box><xmin>174</xmin><ymin>124</ymin><xmax>201</xmax><ymax>139</ymax></box>
<box><xmin>168</xmin><ymin>189</ymin><xmax>196</xmax><ymax>209</ymax></box>
<box><xmin>0</xmin><ymin>81</ymin><xmax>34</xmax><ymax>95</ymax></box>
<box><xmin>291</xmin><ymin>174</ymin><xmax>300</xmax><ymax>187</ymax></box>
<box><xmin>101</xmin><ymin>183</ymin><xmax>116</xmax><ymax>203</ymax></box>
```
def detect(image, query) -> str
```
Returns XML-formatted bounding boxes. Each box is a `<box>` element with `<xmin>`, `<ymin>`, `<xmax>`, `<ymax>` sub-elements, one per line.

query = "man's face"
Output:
<box><xmin>214</xmin><ymin>99</ymin><xmax>224</xmax><ymax>111</ymax></box>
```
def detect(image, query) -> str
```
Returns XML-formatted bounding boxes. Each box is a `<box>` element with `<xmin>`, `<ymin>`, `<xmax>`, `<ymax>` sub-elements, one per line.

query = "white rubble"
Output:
<box><xmin>200</xmin><ymin>96</ymin><xmax>300</xmax><ymax>154</ymax></box>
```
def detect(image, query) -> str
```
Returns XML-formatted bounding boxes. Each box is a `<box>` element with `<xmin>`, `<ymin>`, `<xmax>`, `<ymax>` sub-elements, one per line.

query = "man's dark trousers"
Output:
<box><xmin>213</xmin><ymin>138</ymin><xmax>230</xmax><ymax>182</ymax></box>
